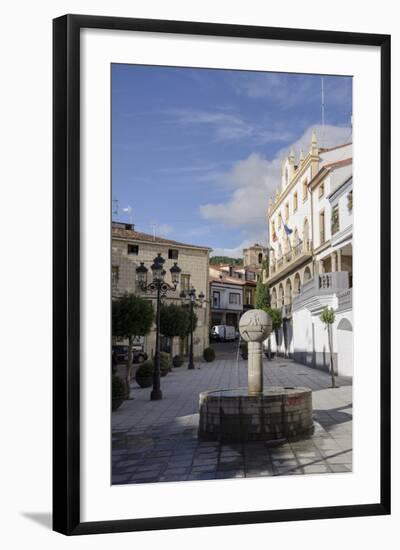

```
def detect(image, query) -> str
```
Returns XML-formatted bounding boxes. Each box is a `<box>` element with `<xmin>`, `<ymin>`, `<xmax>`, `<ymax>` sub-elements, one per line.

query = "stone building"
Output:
<box><xmin>243</xmin><ymin>243</ymin><xmax>267</xmax><ymax>270</ymax></box>
<box><xmin>265</xmin><ymin>134</ymin><xmax>353</xmax><ymax>376</ymax></box>
<box><xmin>112</xmin><ymin>221</ymin><xmax>211</xmax><ymax>358</ymax></box>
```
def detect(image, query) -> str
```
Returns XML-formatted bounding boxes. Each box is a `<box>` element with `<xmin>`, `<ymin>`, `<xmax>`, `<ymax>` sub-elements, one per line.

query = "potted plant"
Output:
<box><xmin>203</xmin><ymin>347</ymin><xmax>216</xmax><ymax>362</ymax></box>
<box><xmin>172</xmin><ymin>355</ymin><xmax>184</xmax><ymax>368</ymax></box>
<box><xmin>159</xmin><ymin>351</ymin><xmax>171</xmax><ymax>376</ymax></box>
<box><xmin>112</xmin><ymin>375</ymin><xmax>128</xmax><ymax>411</ymax></box>
<box><xmin>135</xmin><ymin>360</ymin><xmax>154</xmax><ymax>388</ymax></box>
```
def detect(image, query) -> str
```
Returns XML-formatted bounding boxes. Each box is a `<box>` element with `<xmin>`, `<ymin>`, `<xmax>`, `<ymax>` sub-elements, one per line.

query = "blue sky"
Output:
<box><xmin>112</xmin><ymin>65</ymin><xmax>352</xmax><ymax>257</ymax></box>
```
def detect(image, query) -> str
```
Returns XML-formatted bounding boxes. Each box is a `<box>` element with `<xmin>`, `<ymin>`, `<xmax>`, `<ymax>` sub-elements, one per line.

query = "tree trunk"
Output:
<box><xmin>274</xmin><ymin>329</ymin><xmax>279</xmax><ymax>359</ymax></box>
<box><xmin>268</xmin><ymin>337</ymin><xmax>271</xmax><ymax>360</ymax></box>
<box><xmin>126</xmin><ymin>335</ymin><xmax>133</xmax><ymax>398</ymax></box>
<box><xmin>328</xmin><ymin>324</ymin><xmax>336</xmax><ymax>388</ymax></box>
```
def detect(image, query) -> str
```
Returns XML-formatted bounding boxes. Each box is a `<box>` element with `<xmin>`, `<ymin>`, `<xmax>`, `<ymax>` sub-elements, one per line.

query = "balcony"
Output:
<box><xmin>293</xmin><ymin>271</ymin><xmax>350</xmax><ymax>313</ymax></box>
<box><xmin>268</xmin><ymin>239</ymin><xmax>312</xmax><ymax>283</ymax></box>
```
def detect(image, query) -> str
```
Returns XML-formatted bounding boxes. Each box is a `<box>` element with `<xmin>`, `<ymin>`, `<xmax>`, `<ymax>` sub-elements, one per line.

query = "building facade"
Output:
<box><xmin>112</xmin><ymin>222</ymin><xmax>210</xmax><ymax>358</ymax></box>
<box><xmin>209</xmin><ymin>266</ymin><xmax>244</xmax><ymax>328</ymax></box>
<box><xmin>266</xmin><ymin>134</ymin><xmax>353</xmax><ymax>376</ymax></box>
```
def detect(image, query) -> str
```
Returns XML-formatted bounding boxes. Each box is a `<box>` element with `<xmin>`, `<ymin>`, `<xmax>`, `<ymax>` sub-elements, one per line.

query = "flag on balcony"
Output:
<box><xmin>272</xmin><ymin>231</ymin><xmax>278</xmax><ymax>242</ymax></box>
<box><xmin>283</xmin><ymin>223</ymin><xmax>293</xmax><ymax>235</ymax></box>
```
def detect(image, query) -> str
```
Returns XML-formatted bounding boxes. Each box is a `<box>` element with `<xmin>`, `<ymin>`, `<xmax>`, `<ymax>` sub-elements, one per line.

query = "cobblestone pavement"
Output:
<box><xmin>112</xmin><ymin>356</ymin><xmax>352</xmax><ymax>485</ymax></box>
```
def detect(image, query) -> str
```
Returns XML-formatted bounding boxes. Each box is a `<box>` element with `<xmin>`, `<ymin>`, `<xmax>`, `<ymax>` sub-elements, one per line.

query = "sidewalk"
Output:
<box><xmin>112</xmin><ymin>357</ymin><xmax>352</xmax><ymax>484</ymax></box>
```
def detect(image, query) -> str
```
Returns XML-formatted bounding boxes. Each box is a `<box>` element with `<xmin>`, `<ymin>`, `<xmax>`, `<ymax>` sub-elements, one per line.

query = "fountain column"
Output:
<box><xmin>239</xmin><ymin>309</ymin><xmax>272</xmax><ymax>395</ymax></box>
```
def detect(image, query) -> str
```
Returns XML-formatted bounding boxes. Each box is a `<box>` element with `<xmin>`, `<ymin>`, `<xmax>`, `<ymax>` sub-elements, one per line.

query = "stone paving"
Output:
<box><xmin>112</xmin><ymin>355</ymin><xmax>352</xmax><ymax>485</ymax></box>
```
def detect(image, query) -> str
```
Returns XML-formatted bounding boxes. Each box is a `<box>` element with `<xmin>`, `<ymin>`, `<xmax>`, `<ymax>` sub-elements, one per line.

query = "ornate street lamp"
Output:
<box><xmin>180</xmin><ymin>287</ymin><xmax>205</xmax><ymax>370</ymax></box>
<box><xmin>136</xmin><ymin>254</ymin><xmax>181</xmax><ymax>400</ymax></box>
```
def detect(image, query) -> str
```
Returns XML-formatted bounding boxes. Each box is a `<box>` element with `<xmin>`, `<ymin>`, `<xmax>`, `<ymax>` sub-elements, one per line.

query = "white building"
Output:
<box><xmin>266</xmin><ymin>134</ymin><xmax>353</xmax><ymax>376</ymax></box>
<box><xmin>209</xmin><ymin>266</ymin><xmax>244</xmax><ymax>328</ymax></box>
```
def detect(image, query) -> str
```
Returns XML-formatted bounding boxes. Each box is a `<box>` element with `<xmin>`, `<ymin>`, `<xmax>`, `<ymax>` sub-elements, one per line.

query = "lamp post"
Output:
<box><xmin>136</xmin><ymin>254</ymin><xmax>181</xmax><ymax>400</ymax></box>
<box><xmin>180</xmin><ymin>287</ymin><xmax>205</xmax><ymax>369</ymax></box>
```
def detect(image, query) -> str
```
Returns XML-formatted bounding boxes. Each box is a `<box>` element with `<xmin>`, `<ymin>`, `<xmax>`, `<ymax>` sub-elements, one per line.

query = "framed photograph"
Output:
<box><xmin>53</xmin><ymin>14</ymin><xmax>391</xmax><ymax>535</ymax></box>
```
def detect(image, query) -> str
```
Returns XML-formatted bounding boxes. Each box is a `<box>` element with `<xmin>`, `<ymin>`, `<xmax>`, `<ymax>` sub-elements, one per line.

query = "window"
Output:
<box><xmin>229</xmin><ymin>293</ymin><xmax>241</xmax><ymax>305</ymax></box>
<box><xmin>302</xmin><ymin>179</ymin><xmax>308</xmax><ymax>201</ymax></box>
<box><xmin>181</xmin><ymin>273</ymin><xmax>190</xmax><ymax>291</ymax></box>
<box><xmin>293</xmin><ymin>191</ymin><xmax>298</xmax><ymax>212</ymax></box>
<box><xmin>331</xmin><ymin>205</ymin><xmax>340</xmax><ymax>235</ymax></box>
<box><xmin>112</xmin><ymin>266</ymin><xmax>119</xmax><ymax>285</ymax></box>
<box><xmin>168</xmin><ymin>249</ymin><xmax>179</xmax><ymax>260</ymax></box>
<box><xmin>285</xmin><ymin>202</ymin><xmax>289</xmax><ymax>221</ymax></box>
<box><xmin>258</xmin><ymin>252</ymin><xmax>263</xmax><ymax>264</ymax></box>
<box><xmin>127</xmin><ymin>244</ymin><xmax>139</xmax><ymax>255</ymax></box>
<box><xmin>245</xmin><ymin>290</ymin><xmax>252</xmax><ymax>305</ymax></box>
<box><xmin>271</xmin><ymin>221</ymin><xmax>276</xmax><ymax>241</ymax></box>
<box><xmin>319</xmin><ymin>210</ymin><xmax>325</xmax><ymax>244</ymax></box>
<box><xmin>347</xmin><ymin>190</ymin><xmax>353</xmax><ymax>211</ymax></box>
<box><xmin>278</xmin><ymin>212</ymin><xmax>282</xmax><ymax>229</ymax></box>
<box><xmin>319</xmin><ymin>182</ymin><xmax>325</xmax><ymax>198</ymax></box>
<box><xmin>212</xmin><ymin>291</ymin><xmax>220</xmax><ymax>308</ymax></box>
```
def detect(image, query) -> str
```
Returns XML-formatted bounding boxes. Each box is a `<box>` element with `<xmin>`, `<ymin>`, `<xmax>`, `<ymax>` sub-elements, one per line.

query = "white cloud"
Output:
<box><xmin>201</xmin><ymin>124</ymin><xmax>351</xmax><ymax>247</ymax></box>
<box><xmin>210</xmin><ymin>240</ymin><xmax>253</xmax><ymax>259</ymax></box>
<box><xmin>165</xmin><ymin>108</ymin><xmax>295</xmax><ymax>144</ymax></box>
<box><xmin>157</xmin><ymin>224</ymin><xmax>174</xmax><ymax>236</ymax></box>
<box><xmin>230</xmin><ymin>73</ymin><xmax>352</xmax><ymax>111</ymax></box>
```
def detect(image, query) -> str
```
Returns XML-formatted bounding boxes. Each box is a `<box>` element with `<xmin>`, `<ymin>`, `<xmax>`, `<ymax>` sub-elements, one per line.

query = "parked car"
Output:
<box><xmin>112</xmin><ymin>344</ymin><xmax>148</xmax><ymax>364</ymax></box>
<box><xmin>210</xmin><ymin>324</ymin><xmax>236</xmax><ymax>342</ymax></box>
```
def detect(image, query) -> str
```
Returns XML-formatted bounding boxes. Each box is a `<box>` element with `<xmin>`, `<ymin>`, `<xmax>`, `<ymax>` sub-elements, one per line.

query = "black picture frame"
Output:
<box><xmin>53</xmin><ymin>14</ymin><xmax>391</xmax><ymax>536</ymax></box>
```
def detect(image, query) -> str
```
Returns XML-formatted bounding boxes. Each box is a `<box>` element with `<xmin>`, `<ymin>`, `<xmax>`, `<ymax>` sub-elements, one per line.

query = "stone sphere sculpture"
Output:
<box><xmin>239</xmin><ymin>309</ymin><xmax>272</xmax><ymax>342</ymax></box>
<box><xmin>239</xmin><ymin>309</ymin><xmax>273</xmax><ymax>395</ymax></box>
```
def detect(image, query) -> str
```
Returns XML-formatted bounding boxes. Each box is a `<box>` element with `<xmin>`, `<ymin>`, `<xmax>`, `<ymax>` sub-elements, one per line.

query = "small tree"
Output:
<box><xmin>160</xmin><ymin>303</ymin><xmax>189</xmax><ymax>360</ymax></box>
<box><xmin>255</xmin><ymin>279</ymin><xmax>271</xmax><ymax>310</ymax></box>
<box><xmin>320</xmin><ymin>306</ymin><xmax>337</xmax><ymax>388</ymax></box>
<box><xmin>112</xmin><ymin>293</ymin><xmax>154</xmax><ymax>392</ymax></box>
<box><xmin>187</xmin><ymin>309</ymin><xmax>198</xmax><ymax>335</ymax></box>
<box><xmin>255</xmin><ymin>281</ymin><xmax>272</xmax><ymax>357</ymax></box>
<box><xmin>267</xmin><ymin>307</ymin><xmax>282</xmax><ymax>357</ymax></box>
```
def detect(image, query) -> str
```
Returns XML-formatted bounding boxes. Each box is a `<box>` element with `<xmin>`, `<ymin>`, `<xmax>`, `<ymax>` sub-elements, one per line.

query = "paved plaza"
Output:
<box><xmin>112</xmin><ymin>350</ymin><xmax>352</xmax><ymax>485</ymax></box>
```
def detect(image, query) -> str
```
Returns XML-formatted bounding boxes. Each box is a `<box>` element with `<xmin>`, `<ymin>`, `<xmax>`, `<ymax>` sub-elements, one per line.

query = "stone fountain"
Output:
<box><xmin>198</xmin><ymin>309</ymin><xmax>314</xmax><ymax>442</ymax></box>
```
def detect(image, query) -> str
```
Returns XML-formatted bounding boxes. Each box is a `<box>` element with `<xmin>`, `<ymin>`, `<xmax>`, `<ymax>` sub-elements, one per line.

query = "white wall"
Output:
<box><xmin>211</xmin><ymin>283</ymin><xmax>243</xmax><ymax>311</ymax></box>
<box><xmin>1</xmin><ymin>1</ymin><xmax>399</xmax><ymax>550</ymax></box>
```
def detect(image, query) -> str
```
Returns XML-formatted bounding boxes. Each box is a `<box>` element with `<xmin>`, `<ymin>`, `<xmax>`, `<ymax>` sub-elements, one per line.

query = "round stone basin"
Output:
<box><xmin>198</xmin><ymin>387</ymin><xmax>313</xmax><ymax>442</ymax></box>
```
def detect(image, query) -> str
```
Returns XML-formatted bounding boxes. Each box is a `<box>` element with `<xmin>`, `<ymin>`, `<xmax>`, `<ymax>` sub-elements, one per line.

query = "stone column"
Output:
<box><xmin>239</xmin><ymin>309</ymin><xmax>273</xmax><ymax>396</ymax></box>
<box><xmin>337</xmin><ymin>248</ymin><xmax>342</xmax><ymax>272</ymax></box>
<box><xmin>331</xmin><ymin>251</ymin><xmax>337</xmax><ymax>272</ymax></box>
<box><xmin>248</xmin><ymin>341</ymin><xmax>264</xmax><ymax>395</ymax></box>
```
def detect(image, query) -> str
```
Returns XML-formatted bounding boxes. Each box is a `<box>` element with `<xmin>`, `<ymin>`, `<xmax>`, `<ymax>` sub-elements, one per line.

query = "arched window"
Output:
<box><xmin>278</xmin><ymin>284</ymin><xmax>284</xmax><ymax>307</ymax></box>
<box><xmin>294</xmin><ymin>272</ymin><xmax>301</xmax><ymax>294</ymax></box>
<box><xmin>303</xmin><ymin>179</ymin><xmax>308</xmax><ymax>201</ymax></box>
<box><xmin>303</xmin><ymin>217</ymin><xmax>310</xmax><ymax>245</ymax></box>
<box><xmin>285</xmin><ymin>279</ymin><xmax>292</xmax><ymax>304</ymax></box>
<box><xmin>293</xmin><ymin>228</ymin><xmax>299</xmax><ymax>246</ymax></box>
<box><xmin>271</xmin><ymin>287</ymin><xmax>277</xmax><ymax>308</ymax></box>
<box><xmin>258</xmin><ymin>252</ymin><xmax>263</xmax><ymax>264</ymax></box>
<box><xmin>303</xmin><ymin>266</ymin><xmax>312</xmax><ymax>282</ymax></box>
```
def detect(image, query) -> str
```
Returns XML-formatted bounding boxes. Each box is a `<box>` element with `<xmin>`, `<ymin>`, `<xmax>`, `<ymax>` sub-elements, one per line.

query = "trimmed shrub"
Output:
<box><xmin>203</xmin><ymin>347</ymin><xmax>216</xmax><ymax>362</ymax></box>
<box><xmin>172</xmin><ymin>355</ymin><xmax>184</xmax><ymax>368</ymax></box>
<box><xmin>112</xmin><ymin>375</ymin><xmax>128</xmax><ymax>411</ymax></box>
<box><xmin>135</xmin><ymin>360</ymin><xmax>154</xmax><ymax>388</ymax></box>
<box><xmin>159</xmin><ymin>352</ymin><xmax>171</xmax><ymax>376</ymax></box>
